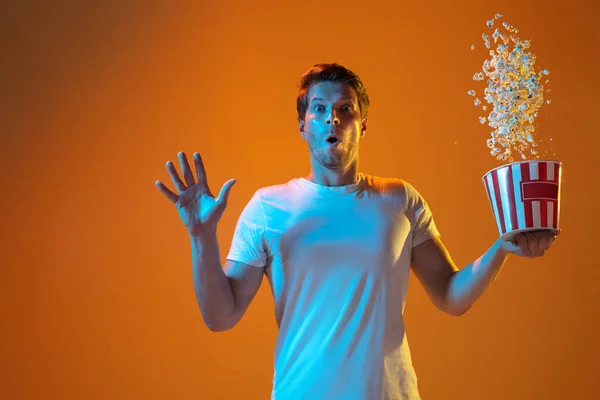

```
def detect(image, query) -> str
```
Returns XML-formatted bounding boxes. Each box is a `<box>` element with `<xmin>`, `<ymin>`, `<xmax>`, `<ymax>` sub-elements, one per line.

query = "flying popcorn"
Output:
<box><xmin>469</xmin><ymin>14</ymin><xmax>551</xmax><ymax>162</ymax></box>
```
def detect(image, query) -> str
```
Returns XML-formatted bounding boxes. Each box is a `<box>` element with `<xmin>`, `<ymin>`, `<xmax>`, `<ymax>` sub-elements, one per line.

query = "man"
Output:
<box><xmin>155</xmin><ymin>63</ymin><xmax>557</xmax><ymax>400</ymax></box>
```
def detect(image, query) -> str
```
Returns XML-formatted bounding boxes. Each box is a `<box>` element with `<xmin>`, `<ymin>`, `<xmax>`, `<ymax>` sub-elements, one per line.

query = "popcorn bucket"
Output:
<box><xmin>482</xmin><ymin>160</ymin><xmax>562</xmax><ymax>241</ymax></box>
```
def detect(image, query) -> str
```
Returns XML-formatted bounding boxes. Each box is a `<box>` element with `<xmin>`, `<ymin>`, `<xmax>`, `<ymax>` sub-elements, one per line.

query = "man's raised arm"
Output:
<box><xmin>155</xmin><ymin>151</ymin><xmax>263</xmax><ymax>331</ymax></box>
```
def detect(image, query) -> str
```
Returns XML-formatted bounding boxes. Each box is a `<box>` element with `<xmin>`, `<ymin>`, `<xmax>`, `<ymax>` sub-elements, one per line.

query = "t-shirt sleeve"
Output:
<box><xmin>405</xmin><ymin>182</ymin><xmax>440</xmax><ymax>247</ymax></box>
<box><xmin>226</xmin><ymin>191</ymin><xmax>268</xmax><ymax>268</ymax></box>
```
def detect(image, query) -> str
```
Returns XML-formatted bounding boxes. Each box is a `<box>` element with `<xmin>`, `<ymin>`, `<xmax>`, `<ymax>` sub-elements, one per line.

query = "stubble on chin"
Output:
<box><xmin>317</xmin><ymin>147</ymin><xmax>348</xmax><ymax>169</ymax></box>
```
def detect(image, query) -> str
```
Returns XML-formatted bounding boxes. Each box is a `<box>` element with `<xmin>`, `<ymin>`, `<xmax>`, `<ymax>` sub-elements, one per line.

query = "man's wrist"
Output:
<box><xmin>189</xmin><ymin>226</ymin><xmax>218</xmax><ymax>242</ymax></box>
<box><xmin>494</xmin><ymin>237</ymin><xmax>511</xmax><ymax>258</ymax></box>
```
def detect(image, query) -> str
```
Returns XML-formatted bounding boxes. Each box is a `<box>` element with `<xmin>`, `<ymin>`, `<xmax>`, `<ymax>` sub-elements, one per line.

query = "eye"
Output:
<box><xmin>342</xmin><ymin>104</ymin><xmax>354</xmax><ymax>112</ymax></box>
<box><xmin>314</xmin><ymin>105</ymin><xmax>325</xmax><ymax>112</ymax></box>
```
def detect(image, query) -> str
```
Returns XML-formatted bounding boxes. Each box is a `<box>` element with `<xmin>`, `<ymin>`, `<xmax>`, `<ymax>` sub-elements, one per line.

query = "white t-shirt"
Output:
<box><xmin>226</xmin><ymin>173</ymin><xmax>440</xmax><ymax>400</ymax></box>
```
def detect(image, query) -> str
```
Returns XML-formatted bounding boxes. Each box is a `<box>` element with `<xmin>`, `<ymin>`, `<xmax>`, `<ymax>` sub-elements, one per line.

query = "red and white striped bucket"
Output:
<box><xmin>482</xmin><ymin>160</ymin><xmax>562</xmax><ymax>241</ymax></box>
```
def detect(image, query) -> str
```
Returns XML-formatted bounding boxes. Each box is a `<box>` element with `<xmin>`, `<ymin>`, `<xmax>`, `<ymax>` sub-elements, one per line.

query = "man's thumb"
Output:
<box><xmin>217</xmin><ymin>179</ymin><xmax>237</xmax><ymax>205</ymax></box>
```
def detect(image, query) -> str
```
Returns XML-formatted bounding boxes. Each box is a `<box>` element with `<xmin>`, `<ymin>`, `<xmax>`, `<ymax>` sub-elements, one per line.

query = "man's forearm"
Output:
<box><xmin>446</xmin><ymin>238</ymin><xmax>510</xmax><ymax>315</ymax></box>
<box><xmin>190</xmin><ymin>231</ymin><xmax>236</xmax><ymax>330</ymax></box>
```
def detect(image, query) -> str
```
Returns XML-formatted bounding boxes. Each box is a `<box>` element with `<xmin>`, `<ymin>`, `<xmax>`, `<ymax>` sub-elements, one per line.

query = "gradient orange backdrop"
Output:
<box><xmin>2</xmin><ymin>1</ymin><xmax>599</xmax><ymax>399</ymax></box>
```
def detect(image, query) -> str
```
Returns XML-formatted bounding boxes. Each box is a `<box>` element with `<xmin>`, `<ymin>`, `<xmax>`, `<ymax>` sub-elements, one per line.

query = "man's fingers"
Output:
<box><xmin>217</xmin><ymin>179</ymin><xmax>237</xmax><ymax>206</ymax></box>
<box><xmin>166</xmin><ymin>161</ymin><xmax>186</xmax><ymax>192</ymax></box>
<box><xmin>178</xmin><ymin>152</ymin><xmax>196</xmax><ymax>187</ymax></box>
<box><xmin>194</xmin><ymin>152</ymin><xmax>209</xmax><ymax>190</ymax></box>
<box><xmin>529</xmin><ymin>230</ymin><xmax>556</xmax><ymax>252</ymax></box>
<box><xmin>155</xmin><ymin>180</ymin><xmax>178</xmax><ymax>203</ymax></box>
<box><xmin>542</xmin><ymin>232</ymin><xmax>557</xmax><ymax>250</ymax></box>
<box><xmin>515</xmin><ymin>233</ymin><xmax>525</xmax><ymax>249</ymax></box>
<box><xmin>511</xmin><ymin>230</ymin><xmax>557</xmax><ymax>257</ymax></box>
<box><xmin>526</xmin><ymin>233</ymin><xmax>540</xmax><ymax>256</ymax></box>
<box><xmin>514</xmin><ymin>234</ymin><xmax>530</xmax><ymax>257</ymax></box>
<box><xmin>536</xmin><ymin>233</ymin><xmax>549</xmax><ymax>250</ymax></box>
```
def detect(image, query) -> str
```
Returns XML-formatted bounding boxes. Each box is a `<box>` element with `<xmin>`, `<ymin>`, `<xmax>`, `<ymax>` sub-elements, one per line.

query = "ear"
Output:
<box><xmin>360</xmin><ymin>116</ymin><xmax>368</xmax><ymax>137</ymax></box>
<box><xmin>299</xmin><ymin>119</ymin><xmax>306</xmax><ymax>139</ymax></box>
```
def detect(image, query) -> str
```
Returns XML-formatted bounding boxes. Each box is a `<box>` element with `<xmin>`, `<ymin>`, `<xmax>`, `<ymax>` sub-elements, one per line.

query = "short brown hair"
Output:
<box><xmin>296</xmin><ymin>63</ymin><xmax>370</xmax><ymax>122</ymax></box>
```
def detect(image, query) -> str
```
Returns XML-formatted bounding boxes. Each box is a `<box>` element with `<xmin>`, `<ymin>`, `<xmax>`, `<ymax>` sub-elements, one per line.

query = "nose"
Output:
<box><xmin>326</xmin><ymin>109</ymin><xmax>340</xmax><ymax>125</ymax></box>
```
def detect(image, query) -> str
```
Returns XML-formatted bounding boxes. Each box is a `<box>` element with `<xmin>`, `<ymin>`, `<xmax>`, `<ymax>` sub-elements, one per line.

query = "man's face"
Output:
<box><xmin>300</xmin><ymin>81</ymin><xmax>367</xmax><ymax>170</ymax></box>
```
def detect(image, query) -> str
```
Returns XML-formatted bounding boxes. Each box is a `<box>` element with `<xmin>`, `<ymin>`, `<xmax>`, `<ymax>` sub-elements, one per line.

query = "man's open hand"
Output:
<box><xmin>501</xmin><ymin>230</ymin><xmax>559</xmax><ymax>258</ymax></box>
<box><xmin>155</xmin><ymin>151</ymin><xmax>236</xmax><ymax>237</ymax></box>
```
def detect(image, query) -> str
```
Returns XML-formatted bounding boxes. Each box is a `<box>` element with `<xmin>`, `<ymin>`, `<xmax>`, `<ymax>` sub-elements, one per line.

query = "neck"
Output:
<box><xmin>305</xmin><ymin>160</ymin><xmax>359</xmax><ymax>187</ymax></box>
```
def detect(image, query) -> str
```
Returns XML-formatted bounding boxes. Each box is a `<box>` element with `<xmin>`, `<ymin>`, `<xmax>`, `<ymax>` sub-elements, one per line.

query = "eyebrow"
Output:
<box><xmin>309</xmin><ymin>97</ymin><xmax>356</xmax><ymax>104</ymax></box>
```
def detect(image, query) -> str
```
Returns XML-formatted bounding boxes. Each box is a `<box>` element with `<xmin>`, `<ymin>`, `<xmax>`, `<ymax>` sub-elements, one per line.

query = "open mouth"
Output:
<box><xmin>326</xmin><ymin>136</ymin><xmax>339</xmax><ymax>144</ymax></box>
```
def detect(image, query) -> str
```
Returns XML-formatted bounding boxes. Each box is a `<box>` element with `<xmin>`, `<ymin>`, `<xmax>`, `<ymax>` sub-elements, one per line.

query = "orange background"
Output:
<box><xmin>2</xmin><ymin>1</ymin><xmax>599</xmax><ymax>399</ymax></box>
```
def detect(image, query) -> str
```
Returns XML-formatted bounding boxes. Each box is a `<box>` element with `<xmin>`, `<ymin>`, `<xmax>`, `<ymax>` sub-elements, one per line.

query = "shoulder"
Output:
<box><xmin>361</xmin><ymin>173</ymin><xmax>432</xmax><ymax>209</ymax></box>
<box><xmin>249</xmin><ymin>178</ymin><xmax>302</xmax><ymax>203</ymax></box>
<box><xmin>361</xmin><ymin>173</ymin><xmax>414</xmax><ymax>197</ymax></box>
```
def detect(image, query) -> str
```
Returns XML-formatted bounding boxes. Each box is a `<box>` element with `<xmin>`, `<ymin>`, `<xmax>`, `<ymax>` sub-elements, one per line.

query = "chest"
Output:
<box><xmin>264</xmin><ymin>198</ymin><xmax>412</xmax><ymax>276</ymax></box>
